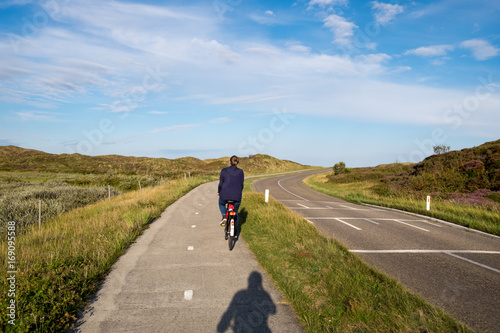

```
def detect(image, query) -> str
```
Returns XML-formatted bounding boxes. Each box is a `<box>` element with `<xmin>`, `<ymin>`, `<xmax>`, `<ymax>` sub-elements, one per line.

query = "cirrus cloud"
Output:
<box><xmin>460</xmin><ymin>39</ymin><xmax>499</xmax><ymax>60</ymax></box>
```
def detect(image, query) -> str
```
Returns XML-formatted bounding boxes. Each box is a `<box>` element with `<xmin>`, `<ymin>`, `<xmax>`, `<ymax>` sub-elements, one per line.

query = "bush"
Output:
<box><xmin>333</xmin><ymin>162</ymin><xmax>349</xmax><ymax>175</ymax></box>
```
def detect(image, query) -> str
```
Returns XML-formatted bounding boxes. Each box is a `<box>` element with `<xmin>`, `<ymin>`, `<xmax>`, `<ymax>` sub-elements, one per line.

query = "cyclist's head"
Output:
<box><xmin>230</xmin><ymin>155</ymin><xmax>239</xmax><ymax>166</ymax></box>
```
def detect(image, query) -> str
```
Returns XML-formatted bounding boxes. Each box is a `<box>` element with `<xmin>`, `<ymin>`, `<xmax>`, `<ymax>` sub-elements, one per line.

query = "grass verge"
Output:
<box><xmin>304</xmin><ymin>173</ymin><xmax>500</xmax><ymax>236</ymax></box>
<box><xmin>240</xmin><ymin>191</ymin><xmax>473</xmax><ymax>332</ymax></box>
<box><xmin>0</xmin><ymin>176</ymin><xmax>214</xmax><ymax>332</ymax></box>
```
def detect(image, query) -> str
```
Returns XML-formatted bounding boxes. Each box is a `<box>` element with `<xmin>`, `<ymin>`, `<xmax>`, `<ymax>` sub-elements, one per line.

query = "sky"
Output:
<box><xmin>0</xmin><ymin>0</ymin><xmax>499</xmax><ymax>167</ymax></box>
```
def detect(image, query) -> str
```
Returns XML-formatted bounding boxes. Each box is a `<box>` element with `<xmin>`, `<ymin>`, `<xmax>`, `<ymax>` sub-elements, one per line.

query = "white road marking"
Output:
<box><xmin>191</xmin><ymin>225</ymin><xmax>196</xmax><ymax>228</ymax></box>
<box><xmin>392</xmin><ymin>219</ymin><xmax>429</xmax><ymax>232</ymax></box>
<box><xmin>293</xmin><ymin>206</ymin><xmax>374</xmax><ymax>210</ymax></box>
<box><xmin>296</xmin><ymin>203</ymin><xmax>309</xmax><ymax>209</ymax></box>
<box><xmin>293</xmin><ymin>207</ymin><xmax>334</xmax><ymax>210</ymax></box>
<box><xmin>187</xmin><ymin>246</ymin><xmax>194</xmax><ymax>251</ymax></box>
<box><xmin>414</xmin><ymin>219</ymin><xmax>442</xmax><ymax>228</ymax></box>
<box><xmin>277</xmin><ymin>178</ymin><xmax>310</xmax><ymax>201</ymax></box>
<box><xmin>363</xmin><ymin>218</ymin><xmax>380</xmax><ymax>225</ymax></box>
<box><xmin>184</xmin><ymin>290</ymin><xmax>193</xmax><ymax>300</ymax></box>
<box><xmin>350</xmin><ymin>250</ymin><xmax>500</xmax><ymax>275</ymax></box>
<box><xmin>445</xmin><ymin>252</ymin><xmax>500</xmax><ymax>275</ymax></box>
<box><xmin>339</xmin><ymin>204</ymin><xmax>359</xmax><ymax>210</ymax></box>
<box><xmin>350</xmin><ymin>250</ymin><xmax>500</xmax><ymax>254</ymax></box>
<box><xmin>305</xmin><ymin>219</ymin><xmax>314</xmax><ymax>224</ymax></box>
<box><xmin>334</xmin><ymin>218</ymin><xmax>362</xmax><ymax>230</ymax></box>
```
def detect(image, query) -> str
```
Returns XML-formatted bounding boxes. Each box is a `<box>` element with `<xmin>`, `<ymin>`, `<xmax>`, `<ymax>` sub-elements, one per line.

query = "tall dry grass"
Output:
<box><xmin>0</xmin><ymin>176</ymin><xmax>213</xmax><ymax>332</ymax></box>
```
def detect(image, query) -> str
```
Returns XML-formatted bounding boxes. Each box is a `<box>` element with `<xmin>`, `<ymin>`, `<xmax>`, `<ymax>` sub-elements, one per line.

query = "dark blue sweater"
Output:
<box><xmin>218</xmin><ymin>165</ymin><xmax>244</xmax><ymax>201</ymax></box>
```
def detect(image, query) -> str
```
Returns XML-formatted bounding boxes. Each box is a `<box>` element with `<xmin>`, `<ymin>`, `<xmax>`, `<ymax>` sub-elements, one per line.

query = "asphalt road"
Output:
<box><xmin>73</xmin><ymin>181</ymin><xmax>304</xmax><ymax>333</ymax></box>
<box><xmin>252</xmin><ymin>169</ymin><xmax>500</xmax><ymax>333</ymax></box>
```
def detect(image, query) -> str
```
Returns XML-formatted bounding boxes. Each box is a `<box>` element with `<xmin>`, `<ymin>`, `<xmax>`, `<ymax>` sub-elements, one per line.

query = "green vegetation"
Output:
<box><xmin>0</xmin><ymin>146</ymin><xmax>310</xmax><ymax>177</ymax></box>
<box><xmin>306</xmin><ymin>139</ymin><xmax>500</xmax><ymax>236</ymax></box>
<box><xmin>0</xmin><ymin>146</ymin><xmax>314</xmax><ymax>332</ymax></box>
<box><xmin>240</xmin><ymin>191</ymin><xmax>472</xmax><ymax>332</ymax></box>
<box><xmin>1</xmin><ymin>142</ymin><xmax>494</xmax><ymax>332</ymax></box>
<box><xmin>332</xmin><ymin>161</ymin><xmax>350</xmax><ymax>175</ymax></box>
<box><xmin>0</xmin><ymin>176</ymin><xmax>213</xmax><ymax>332</ymax></box>
<box><xmin>0</xmin><ymin>147</ymin><xmax>314</xmax><ymax>235</ymax></box>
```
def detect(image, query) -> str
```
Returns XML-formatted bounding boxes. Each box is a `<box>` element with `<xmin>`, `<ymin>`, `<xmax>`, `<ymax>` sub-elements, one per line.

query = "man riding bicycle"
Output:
<box><xmin>218</xmin><ymin>155</ymin><xmax>244</xmax><ymax>227</ymax></box>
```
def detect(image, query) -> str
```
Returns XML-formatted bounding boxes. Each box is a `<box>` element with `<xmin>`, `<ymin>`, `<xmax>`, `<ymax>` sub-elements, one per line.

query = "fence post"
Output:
<box><xmin>426</xmin><ymin>196</ymin><xmax>431</xmax><ymax>211</ymax></box>
<box><xmin>108</xmin><ymin>185</ymin><xmax>111</xmax><ymax>200</ymax></box>
<box><xmin>265</xmin><ymin>189</ymin><xmax>269</xmax><ymax>203</ymax></box>
<box><xmin>139</xmin><ymin>181</ymin><xmax>142</xmax><ymax>190</ymax></box>
<box><xmin>38</xmin><ymin>200</ymin><xmax>41</xmax><ymax>230</ymax></box>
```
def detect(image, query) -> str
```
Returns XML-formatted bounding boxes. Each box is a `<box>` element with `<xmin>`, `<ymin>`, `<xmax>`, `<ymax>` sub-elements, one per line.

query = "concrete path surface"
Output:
<box><xmin>72</xmin><ymin>181</ymin><xmax>304</xmax><ymax>333</ymax></box>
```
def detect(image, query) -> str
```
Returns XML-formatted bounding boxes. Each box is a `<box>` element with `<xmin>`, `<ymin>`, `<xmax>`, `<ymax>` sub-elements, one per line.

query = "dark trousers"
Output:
<box><xmin>219</xmin><ymin>198</ymin><xmax>240</xmax><ymax>218</ymax></box>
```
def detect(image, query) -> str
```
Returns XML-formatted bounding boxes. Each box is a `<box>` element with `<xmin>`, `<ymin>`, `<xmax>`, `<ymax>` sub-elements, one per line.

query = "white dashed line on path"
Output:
<box><xmin>184</xmin><ymin>290</ymin><xmax>193</xmax><ymax>300</ymax></box>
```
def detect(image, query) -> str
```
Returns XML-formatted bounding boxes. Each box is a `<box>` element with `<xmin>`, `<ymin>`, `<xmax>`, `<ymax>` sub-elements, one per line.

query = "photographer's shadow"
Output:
<box><xmin>217</xmin><ymin>271</ymin><xmax>276</xmax><ymax>333</ymax></box>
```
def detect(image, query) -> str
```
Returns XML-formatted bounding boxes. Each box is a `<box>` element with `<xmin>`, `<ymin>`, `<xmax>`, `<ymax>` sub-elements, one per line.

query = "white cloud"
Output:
<box><xmin>460</xmin><ymin>39</ymin><xmax>499</xmax><ymax>60</ymax></box>
<box><xmin>355</xmin><ymin>53</ymin><xmax>391</xmax><ymax>73</ymax></box>
<box><xmin>209</xmin><ymin>93</ymin><xmax>289</xmax><ymax>105</ymax></box>
<box><xmin>0</xmin><ymin>0</ymin><xmax>34</xmax><ymax>8</ymax></box>
<box><xmin>308</xmin><ymin>0</ymin><xmax>348</xmax><ymax>8</ymax></box>
<box><xmin>190</xmin><ymin>38</ymin><xmax>239</xmax><ymax>65</ymax></box>
<box><xmin>371</xmin><ymin>1</ymin><xmax>404</xmax><ymax>25</ymax></box>
<box><xmin>265</xmin><ymin>10</ymin><xmax>275</xmax><ymax>16</ymax></box>
<box><xmin>405</xmin><ymin>44</ymin><xmax>454</xmax><ymax>57</ymax></box>
<box><xmin>323</xmin><ymin>14</ymin><xmax>357</xmax><ymax>45</ymax></box>
<box><xmin>150</xmin><ymin>124</ymin><xmax>199</xmax><ymax>133</ymax></box>
<box><xmin>15</xmin><ymin>110</ymin><xmax>64</xmax><ymax>122</ymax></box>
<box><xmin>209</xmin><ymin>117</ymin><xmax>234</xmax><ymax>124</ymax></box>
<box><xmin>287</xmin><ymin>42</ymin><xmax>311</xmax><ymax>53</ymax></box>
<box><xmin>148</xmin><ymin>110</ymin><xmax>169</xmax><ymax>115</ymax></box>
<box><xmin>394</xmin><ymin>66</ymin><xmax>412</xmax><ymax>73</ymax></box>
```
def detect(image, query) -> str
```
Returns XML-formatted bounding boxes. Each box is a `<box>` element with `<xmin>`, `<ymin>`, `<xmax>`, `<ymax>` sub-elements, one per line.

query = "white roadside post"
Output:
<box><xmin>265</xmin><ymin>189</ymin><xmax>269</xmax><ymax>203</ymax></box>
<box><xmin>426</xmin><ymin>196</ymin><xmax>431</xmax><ymax>211</ymax></box>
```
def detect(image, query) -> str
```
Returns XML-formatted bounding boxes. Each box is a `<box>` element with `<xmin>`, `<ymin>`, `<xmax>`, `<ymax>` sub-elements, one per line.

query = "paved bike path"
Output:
<box><xmin>73</xmin><ymin>181</ymin><xmax>304</xmax><ymax>333</ymax></box>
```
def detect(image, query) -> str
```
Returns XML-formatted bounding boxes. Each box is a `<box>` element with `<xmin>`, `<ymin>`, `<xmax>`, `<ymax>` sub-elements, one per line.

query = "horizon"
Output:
<box><xmin>0</xmin><ymin>0</ymin><xmax>499</xmax><ymax>167</ymax></box>
<box><xmin>3</xmin><ymin>139</ymin><xmax>498</xmax><ymax>169</ymax></box>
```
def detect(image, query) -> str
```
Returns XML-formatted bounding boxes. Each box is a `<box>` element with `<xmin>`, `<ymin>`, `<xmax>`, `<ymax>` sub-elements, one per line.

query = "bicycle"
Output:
<box><xmin>223</xmin><ymin>200</ymin><xmax>238</xmax><ymax>251</ymax></box>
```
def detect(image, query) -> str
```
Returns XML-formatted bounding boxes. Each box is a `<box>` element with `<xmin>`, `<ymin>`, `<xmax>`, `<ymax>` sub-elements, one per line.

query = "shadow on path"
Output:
<box><xmin>217</xmin><ymin>271</ymin><xmax>277</xmax><ymax>333</ymax></box>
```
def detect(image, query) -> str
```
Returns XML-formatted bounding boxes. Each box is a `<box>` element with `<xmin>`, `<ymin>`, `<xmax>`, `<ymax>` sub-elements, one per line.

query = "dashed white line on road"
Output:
<box><xmin>187</xmin><ymin>246</ymin><xmax>194</xmax><ymax>251</ymax></box>
<box><xmin>297</xmin><ymin>203</ymin><xmax>309</xmax><ymax>209</ymax></box>
<box><xmin>350</xmin><ymin>250</ymin><xmax>500</xmax><ymax>254</ymax></box>
<box><xmin>445</xmin><ymin>252</ymin><xmax>500</xmax><ymax>275</ymax></box>
<box><xmin>184</xmin><ymin>290</ymin><xmax>193</xmax><ymax>300</ymax></box>
<box><xmin>349</xmin><ymin>250</ymin><xmax>500</xmax><ymax>274</ymax></box>
<box><xmin>339</xmin><ymin>204</ymin><xmax>359</xmax><ymax>210</ymax></box>
<box><xmin>335</xmin><ymin>218</ymin><xmax>362</xmax><ymax>230</ymax></box>
<box><xmin>364</xmin><ymin>218</ymin><xmax>380</xmax><ymax>225</ymax></box>
<box><xmin>392</xmin><ymin>219</ymin><xmax>429</xmax><ymax>232</ymax></box>
<box><xmin>191</xmin><ymin>225</ymin><xmax>196</xmax><ymax>228</ymax></box>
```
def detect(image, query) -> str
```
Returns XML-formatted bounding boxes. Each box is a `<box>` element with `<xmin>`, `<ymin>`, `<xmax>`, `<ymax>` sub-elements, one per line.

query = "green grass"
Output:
<box><xmin>0</xmin><ymin>146</ymin><xmax>314</xmax><ymax>177</ymax></box>
<box><xmin>0</xmin><ymin>166</ymin><xmax>481</xmax><ymax>332</ymax></box>
<box><xmin>240</xmin><ymin>191</ymin><xmax>473</xmax><ymax>332</ymax></box>
<box><xmin>0</xmin><ymin>176</ymin><xmax>215</xmax><ymax>332</ymax></box>
<box><xmin>304</xmin><ymin>173</ymin><xmax>500</xmax><ymax>236</ymax></box>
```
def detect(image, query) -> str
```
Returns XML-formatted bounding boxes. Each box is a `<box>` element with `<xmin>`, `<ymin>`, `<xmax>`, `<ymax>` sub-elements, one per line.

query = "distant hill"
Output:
<box><xmin>0</xmin><ymin>146</ymin><xmax>311</xmax><ymax>177</ymax></box>
<box><xmin>391</xmin><ymin>139</ymin><xmax>500</xmax><ymax>193</ymax></box>
<box><xmin>326</xmin><ymin>139</ymin><xmax>500</xmax><ymax>203</ymax></box>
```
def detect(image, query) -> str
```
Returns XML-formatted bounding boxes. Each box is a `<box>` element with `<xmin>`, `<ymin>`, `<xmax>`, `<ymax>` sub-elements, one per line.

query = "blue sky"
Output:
<box><xmin>0</xmin><ymin>0</ymin><xmax>499</xmax><ymax>167</ymax></box>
